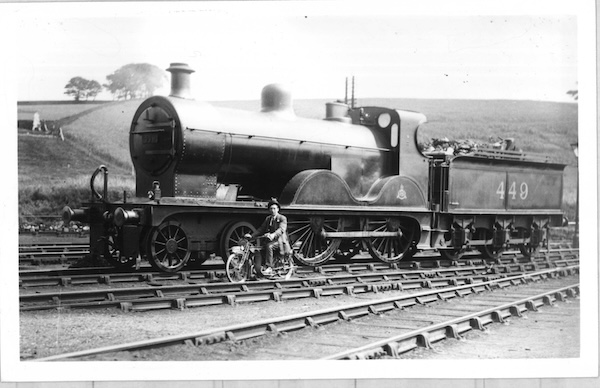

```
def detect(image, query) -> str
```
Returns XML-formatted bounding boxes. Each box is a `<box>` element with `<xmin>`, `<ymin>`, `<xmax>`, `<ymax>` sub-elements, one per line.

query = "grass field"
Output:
<box><xmin>17</xmin><ymin>97</ymin><xmax>578</xmax><ymax>223</ymax></box>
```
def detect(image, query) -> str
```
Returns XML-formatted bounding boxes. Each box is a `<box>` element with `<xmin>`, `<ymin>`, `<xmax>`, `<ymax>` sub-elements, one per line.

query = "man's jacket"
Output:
<box><xmin>252</xmin><ymin>214</ymin><xmax>291</xmax><ymax>254</ymax></box>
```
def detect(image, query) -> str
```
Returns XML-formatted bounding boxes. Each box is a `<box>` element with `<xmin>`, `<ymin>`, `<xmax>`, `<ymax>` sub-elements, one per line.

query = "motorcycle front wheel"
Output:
<box><xmin>226</xmin><ymin>253</ymin><xmax>251</xmax><ymax>283</ymax></box>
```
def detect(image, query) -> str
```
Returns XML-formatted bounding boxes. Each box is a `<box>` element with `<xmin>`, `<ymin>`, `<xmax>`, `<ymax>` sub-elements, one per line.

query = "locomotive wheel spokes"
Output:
<box><xmin>479</xmin><ymin>229</ymin><xmax>504</xmax><ymax>260</ymax></box>
<box><xmin>147</xmin><ymin>220</ymin><xmax>191</xmax><ymax>272</ymax></box>
<box><xmin>219</xmin><ymin>221</ymin><xmax>256</xmax><ymax>261</ymax></box>
<box><xmin>364</xmin><ymin>218</ymin><xmax>415</xmax><ymax>263</ymax></box>
<box><xmin>103</xmin><ymin>228</ymin><xmax>136</xmax><ymax>268</ymax></box>
<box><xmin>288</xmin><ymin>217</ymin><xmax>341</xmax><ymax>266</ymax></box>
<box><xmin>226</xmin><ymin>252</ymin><xmax>251</xmax><ymax>283</ymax></box>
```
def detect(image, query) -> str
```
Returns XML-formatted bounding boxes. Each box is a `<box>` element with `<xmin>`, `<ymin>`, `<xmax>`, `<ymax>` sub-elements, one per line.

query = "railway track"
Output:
<box><xmin>16</xmin><ymin>265</ymin><xmax>514</xmax><ymax>311</ymax></box>
<box><xmin>20</xmin><ymin>260</ymin><xmax>579</xmax><ymax>312</ymax></box>
<box><xmin>324</xmin><ymin>283</ymin><xmax>579</xmax><ymax>359</ymax></box>
<box><xmin>33</xmin><ymin>266</ymin><xmax>579</xmax><ymax>361</ymax></box>
<box><xmin>19</xmin><ymin>249</ymin><xmax>579</xmax><ymax>311</ymax></box>
<box><xmin>19</xmin><ymin>247</ymin><xmax>578</xmax><ymax>288</ymax></box>
<box><xmin>19</xmin><ymin>243</ymin><xmax>89</xmax><ymax>266</ymax></box>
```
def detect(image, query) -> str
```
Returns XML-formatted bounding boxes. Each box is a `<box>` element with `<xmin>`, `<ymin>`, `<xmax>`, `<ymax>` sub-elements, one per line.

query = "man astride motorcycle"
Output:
<box><xmin>245</xmin><ymin>198</ymin><xmax>291</xmax><ymax>277</ymax></box>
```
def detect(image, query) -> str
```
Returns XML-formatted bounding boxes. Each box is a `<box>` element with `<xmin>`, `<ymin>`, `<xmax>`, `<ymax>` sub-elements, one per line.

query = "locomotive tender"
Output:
<box><xmin>63</xmin><ymin>63</ymin><xmax>566</xmax><ymax>272</ymax></box>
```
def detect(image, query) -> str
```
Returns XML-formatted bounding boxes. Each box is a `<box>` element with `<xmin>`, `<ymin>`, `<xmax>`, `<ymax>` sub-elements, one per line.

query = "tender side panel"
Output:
<box><xmin>449</xmin><ymin>166</ymin><xmax>505</xmax><ymax>211</ymax></box>
<box><xmin>506</xmin><ymin>170</ymin><xmax>563</xmax><ymax>209</ymax></box>
<box><xmin>448</xmin><ymin>158</ymin><xmax>564</xmax><ymax>212</ymax></box>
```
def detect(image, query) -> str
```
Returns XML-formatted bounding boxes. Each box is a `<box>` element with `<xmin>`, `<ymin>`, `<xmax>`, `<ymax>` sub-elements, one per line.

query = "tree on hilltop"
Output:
<box><xmin>64</xmin><ymin>77</ymin><xmax>103</xmax><ymax>101</ymax></box>
<box><xmin>104</xmin><ymin>63</ymin><xmax>167</xmax><ymax>100</ymax></box>
<box><xmin>86</xmin><ymin>80</ymin><xmax>102</xmax><ymax>100</ymax></box>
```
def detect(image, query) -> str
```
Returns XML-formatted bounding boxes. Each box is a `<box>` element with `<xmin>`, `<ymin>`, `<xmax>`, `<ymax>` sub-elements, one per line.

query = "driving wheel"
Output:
<box><xmin>287</xmin><ymin>217</ymin><xmax>341</xmax><ymax>266</ymax></box>
<box><xmin>219</xmin><ymin>221</ymin><xmax>256</xmax><ymax>261</ymax></box>
<box><xmin>364</xmin><ymin>217</ymin><xmax>415</xmax><ymax>263</ymax></box>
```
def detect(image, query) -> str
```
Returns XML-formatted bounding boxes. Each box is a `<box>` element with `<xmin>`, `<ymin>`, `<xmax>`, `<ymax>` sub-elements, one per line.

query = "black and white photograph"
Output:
<box><xmin>0</xmin><ymin>0</ymin><xmax>598</xmax><ymax>386</ymax></box>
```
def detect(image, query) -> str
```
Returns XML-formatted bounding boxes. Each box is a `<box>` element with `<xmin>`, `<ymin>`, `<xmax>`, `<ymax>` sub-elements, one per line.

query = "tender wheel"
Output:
<box><xmin>515</xmin><ymin>227</ymin><xmax>540</xmax><ymax>259</ymax></box>
<box><xmin>519</xmin><ymin>242</ymin><xmax>540</xmax><ymax>258</ymax></box>
<box><xmin>287</xmin><ymin>217</ymin><xmax>341</xmax><ymax>266</ymax></box>
<box><xmin>439</xmin><ymin>249</ymin><xmax>465</xmax><ymax>260</ymax></box>
<box><xmin>364</xmin><ymin>218</ymin><xmax>415</xmax><ymax>263</ymax></box>
<box><xmin>103</xmin><ymin>227</ymin><xmax>136</xmax><ymax>268</ymax></box>
<box><xmin>219</xmin><ymin>221</ymin><xmax>256</xmax><ymax>260</ymax></box>
<box><xmin>479</xmin><ymin>229</ymin><xmax>504</xmax><ymax>260</ymax></box>
<box><xmin>147</xmin><ymin>220</ymin><xmax>191</xmax><ymax>272</ymax></box>
<box><xmin>226</xmin><ymin>252</ymin><xmax>251</xmax><ymax>283</ymax></box>
<box><xmin>439</xmin><ymin>226</ymin><xmax>465</xmax><ymax>260</ymax></box>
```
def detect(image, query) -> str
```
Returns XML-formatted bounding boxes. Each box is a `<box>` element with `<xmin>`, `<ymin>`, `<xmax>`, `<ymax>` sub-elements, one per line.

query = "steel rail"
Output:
<box><xmin>33</xmin><ymin>265</ymin><xmax>579</xmax><ymax>361</ymax></box>
<box><xmin>18</xmin><ymin>242</ymin><xmax>87</xmax><ymax>248</ymax></box>
<box><xmin>19</xmin><ymin>250</ymin><xmax>89</xmax><ymax>257</ymax></box>
<box><xmin>18</xmin><ymin>251</ymin><xmax>89</xmax><ymax>265</ymax></box>
<box><xmin>19</xmin><ymin>245</ymin><xmax>89</xmax><ymax>253</ymax></box>
<box><xmin>322</xmin><ymin>283</ymin><xmax>580</xmax><ymax>359</ymax></box>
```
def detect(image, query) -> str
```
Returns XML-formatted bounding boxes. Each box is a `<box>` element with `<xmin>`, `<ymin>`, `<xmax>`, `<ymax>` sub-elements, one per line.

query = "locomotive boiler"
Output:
<box><xmin>63</xmin><ymin>63</ymin><xmax>566</xmax><ymax>272</ymax></box>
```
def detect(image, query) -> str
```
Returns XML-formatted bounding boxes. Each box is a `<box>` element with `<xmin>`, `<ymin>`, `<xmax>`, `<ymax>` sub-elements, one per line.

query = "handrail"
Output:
<box><xmin>90</xmin><ymin>165</ymin><xmax>108</xmax><ymax>202</ymax></box>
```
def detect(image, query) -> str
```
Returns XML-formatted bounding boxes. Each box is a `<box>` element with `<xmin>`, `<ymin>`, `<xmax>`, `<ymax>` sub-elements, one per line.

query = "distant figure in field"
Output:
<box><xmin>32</xmin><ymin>112</ymin><xmax>41</xmax><ymax>131</ymax></box>
<box><xmin>57</xmin><ymin>127</ymin><xmax>64</xmax><ymax>141</ymax></box>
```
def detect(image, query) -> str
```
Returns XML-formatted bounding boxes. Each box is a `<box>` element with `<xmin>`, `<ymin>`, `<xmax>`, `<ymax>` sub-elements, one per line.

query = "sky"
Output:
<box><xmin>5</xmin><ymin>1</ymin><xmax>581</xmax><ymax>102</ymax></box>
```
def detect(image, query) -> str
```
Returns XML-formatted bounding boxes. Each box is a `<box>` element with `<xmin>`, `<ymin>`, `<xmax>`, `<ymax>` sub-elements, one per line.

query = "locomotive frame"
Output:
<box><xmin>63</xmin><ymin>63</ymin><xmax>566</xmax><ymax>272</ymax></box>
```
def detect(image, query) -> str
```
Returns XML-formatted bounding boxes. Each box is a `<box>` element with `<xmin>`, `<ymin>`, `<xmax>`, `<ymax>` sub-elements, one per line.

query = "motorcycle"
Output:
<box><xmin>225</xmin><ymin>236</ymin><xmax>295</xmax><ymax>283</ymax></box>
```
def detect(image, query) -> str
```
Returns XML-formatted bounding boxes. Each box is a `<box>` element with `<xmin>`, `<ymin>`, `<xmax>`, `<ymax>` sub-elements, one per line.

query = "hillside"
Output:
<box><xmin>17</xmin><ymin>101</ymin><xmax>110</xmax><ymax>121</ymax></box>
<box><xmin>17</xmin><ymin>98</ymin><xmax>579</xmax><ymax>222</ymax></box>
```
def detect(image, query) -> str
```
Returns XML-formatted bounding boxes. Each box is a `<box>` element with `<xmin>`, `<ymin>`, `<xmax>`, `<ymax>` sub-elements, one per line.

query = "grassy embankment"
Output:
<box><xmin>17</xmin><ymin>98</ymin><xmax>578</xmax><ymax>224</ymax></box>
<box><xmin>18</xmin><ymin>101</ymin><xmax>138</xmax><ymax>223</ymax></box>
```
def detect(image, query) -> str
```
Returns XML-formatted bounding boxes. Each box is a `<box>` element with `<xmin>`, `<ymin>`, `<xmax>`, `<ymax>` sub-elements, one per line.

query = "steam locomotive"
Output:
<box><xmin>63</xmin><ymin>63</ymin><xmax>566</xmax><ymax>272</ymax></box>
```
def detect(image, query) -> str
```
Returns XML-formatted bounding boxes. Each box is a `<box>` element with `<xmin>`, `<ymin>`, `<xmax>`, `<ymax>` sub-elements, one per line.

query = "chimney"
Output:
<box><xmin>166</xmin><ymin>63</ymin><xmax>195</xmax><ymax>99</ymax></box>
